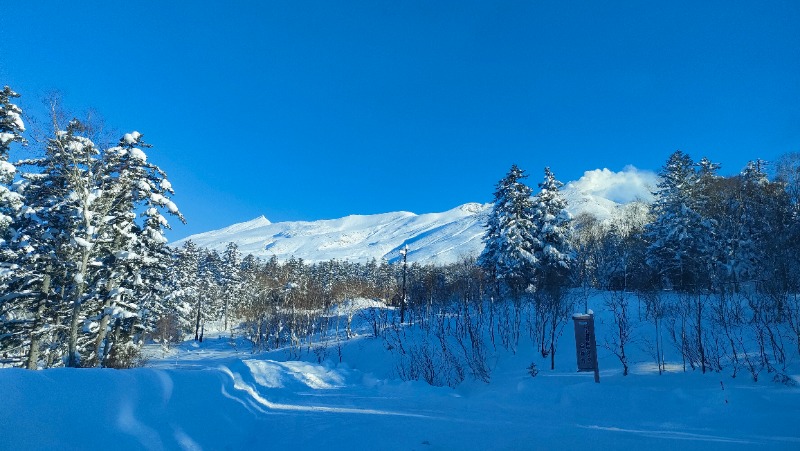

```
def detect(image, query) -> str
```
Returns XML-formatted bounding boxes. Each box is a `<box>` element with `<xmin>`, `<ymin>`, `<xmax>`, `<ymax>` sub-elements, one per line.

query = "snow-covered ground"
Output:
<box><xmin>2</xmin><ymin>293</ymin><xmax>799</xmax><ymax>451</ymax></box>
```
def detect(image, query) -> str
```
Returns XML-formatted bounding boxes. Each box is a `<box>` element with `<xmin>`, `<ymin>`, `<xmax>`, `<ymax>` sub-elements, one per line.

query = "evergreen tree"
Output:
<box><xmin>220</xmin><ymin>242</ymin><xmax>243</xmax><ymax>332</ymax></box>
<box><xmin>530</xmin><ymin>167</ymin><xmax>574</xmax><ymax>369</ymax></box>
<box><xmin>169</xmin><ymin>241</ymin><xmax>202</xmax><ymax>340</ymax></box>
<box><xmin>89</xmin><ymin>131</ymin><xmax>185</xmax><ymax>366</ymax></box>
<box><xmin>478</xmin><ymin>165</ymin><xmax>537</xmax><ymax>300</ymax></box>
<box><xmin>645</xmin><ymin>151</ymin><xmax>715</xmax><ymax>291</ymax></box>
<box><xmin>11</xmin><ymin>120</ymin><xmax>108</xmax><ymax>367</ymax></box>
<box><xmin>740</xmin><ymin>160</ymin><xmax>794</xmax><ymax>294</ymax></box>
<box><xmin>1</xmin><ymin>105</ymin><xmax>185</xmax><ymax>367</ymax></box>
<box><xmin>0</xmin><ymin>86</ymin><xmax>35</xmax><ymax>367</ymax></box>
<box><xmin>775</xmin><ymin>153</ymin><xmax>800</xmax><ymax>291</ymax></box>
<box><xmin>160</xmin><ymin>243</ymin><xmax>200</xmax><ymax>343</ymax></box>
<box><xmin>0</xmin><ymin>86</ymin><xmax>25</xmax><ymax>233</ymax></box>
<box><xmin>530</xmin><ymin>167</ymin><xmax>574</xmax><ymax>292</ymax></box>
<box><xmin>645</xmin><ymin>152</ymin><xmax>719</xmax><ymax>373</ymax></box>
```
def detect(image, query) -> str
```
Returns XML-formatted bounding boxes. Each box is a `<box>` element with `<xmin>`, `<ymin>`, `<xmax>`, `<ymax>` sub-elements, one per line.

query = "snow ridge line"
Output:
<box><xmin>218</xmin><ymin>365</ymin><xmax>432</xmax><ymax>418</ymax></box>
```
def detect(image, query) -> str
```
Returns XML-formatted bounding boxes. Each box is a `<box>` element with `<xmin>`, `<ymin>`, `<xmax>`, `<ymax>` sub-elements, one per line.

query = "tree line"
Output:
<box><xmin>165</xmin><ymin>155</ymin><xmax>800</xmax><ymax>385</ymax></box>
<box><xmin>2</xmin><ymin>86</ymin><xmax>799</xmax><ymax>383</ymax></box>
<box><xmin>0</xmin><ymin>87</ymin><xmax>184</xmax><ymax>368</ymax></box>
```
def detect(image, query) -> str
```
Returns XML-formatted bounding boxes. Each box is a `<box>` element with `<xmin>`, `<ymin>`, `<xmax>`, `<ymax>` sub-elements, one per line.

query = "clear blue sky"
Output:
<box><xmin>1</xmin><ymin>1</ymin><xmax>798</xmax><ymax>241</ymax></box>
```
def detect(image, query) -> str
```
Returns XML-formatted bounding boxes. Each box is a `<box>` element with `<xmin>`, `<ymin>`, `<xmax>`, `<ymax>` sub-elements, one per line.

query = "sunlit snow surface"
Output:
<box><xmin>2</xmin><ymin>295</ymin><xmax>799</xmax><ymax>450</ymax></box>
<box><xmin>174</xmin><ymin>167</ymin><xmax>658</xmax><ymax>264</ymax></box>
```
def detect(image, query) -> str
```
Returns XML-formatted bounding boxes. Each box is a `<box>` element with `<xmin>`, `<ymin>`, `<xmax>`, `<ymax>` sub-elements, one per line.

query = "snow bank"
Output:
<box><xmin>4</xmin><ymin>344</ymin><xmax>799</xmax><ymax>450</ymax></box>
<box><xmin>4</xmin><ymin>292</ymin><xmax>800</xmax><ymax>450</ymax></box>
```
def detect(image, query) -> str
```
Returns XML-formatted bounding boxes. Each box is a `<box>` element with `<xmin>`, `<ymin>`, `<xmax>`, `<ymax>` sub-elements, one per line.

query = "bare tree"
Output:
<box><xmin>603</xmin><ymin>291</ymin><xmax>632</xmax><ymax>375</ymax></box>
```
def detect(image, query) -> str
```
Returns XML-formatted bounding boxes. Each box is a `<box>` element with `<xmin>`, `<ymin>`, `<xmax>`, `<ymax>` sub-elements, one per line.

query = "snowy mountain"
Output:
<box><xmin>175</xmin><ymin>203</ymin><xmax>490</xmax><ymax>264</ymax></box>
<box><xmin>174</xmin><ymin>167</ymin><xmax>657</xmax><ymax>264</ymax></box>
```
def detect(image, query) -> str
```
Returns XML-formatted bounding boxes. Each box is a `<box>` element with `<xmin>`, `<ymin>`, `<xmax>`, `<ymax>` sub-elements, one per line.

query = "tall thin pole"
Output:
<box><xmin>400</xmin><ymin>245</ymin><xmax>408</xmax><ymax>324</ymax></box>
<box><xmin>590</xmin><ymin>312</ymin><xmax>600</xmax><ymax>383</ymax></box>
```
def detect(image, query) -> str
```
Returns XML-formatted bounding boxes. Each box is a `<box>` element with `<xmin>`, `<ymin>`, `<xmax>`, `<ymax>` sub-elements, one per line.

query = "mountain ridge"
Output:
<box><xmin>173</xmin><ymin>167</ymin><xmax>658</xmax><ymax>264</ymax></box>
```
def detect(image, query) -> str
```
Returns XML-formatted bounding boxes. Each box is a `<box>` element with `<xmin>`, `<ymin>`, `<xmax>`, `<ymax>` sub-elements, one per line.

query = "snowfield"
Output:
<box><xmin>2</xmin><ymin>294</ymin><xmax>799</xmax><ymax>451</ymax></box>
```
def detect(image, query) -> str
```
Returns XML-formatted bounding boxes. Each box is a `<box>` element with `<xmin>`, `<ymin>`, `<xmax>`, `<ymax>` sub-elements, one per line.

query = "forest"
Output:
<box><xmin>2</xmin><ymin>86</ymin><xmax>800</xmax><ymax>388</ymax></box>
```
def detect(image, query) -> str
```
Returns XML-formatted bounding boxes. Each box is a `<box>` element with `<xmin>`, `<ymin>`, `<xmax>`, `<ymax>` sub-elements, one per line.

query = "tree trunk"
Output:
<box><xmin>655</xmin><ymin>314</ymin><xmax>663</xmax><ymax>375</ymax></box>
<box><xmin>26</xmin><ymin>309</ymin><xmax>43</xmax><ymax>370</ymax></box>
<box><xmin>67</xmin><ymin>301</ymin><xmax>81</xmax><ymax>367</ymax></box>
<box><xmin>400</xmin><ymin>248</ymin><xmax>407</xmax><ymax>324</ymax></box>
<box><xmin>93</xmin><ymin>299</ymin><xmax>114</xmax><ymax>367</ymax></box>
<box><xmin>102</xmin><ymin>318</ymin><xmax>122</xmax><ymax>367</ymax></box>
<box><xmin>26</xmin><ymin>273</ymin><xmax>51</xmax><ymax>370</ymax></box>
<box><xmin>194</xmin><ymin>296</ymin><xmax>202</xmax><ymax>341</ymax></box>
<box><xmin>697</xmin><ymin>295</ymin><xmax>706</xmax><ymax>374</ymax></box>
<box><xmin>67</xmin><ymin>246</ymin><xmax>91</xmax><ymax>367</ymax></box>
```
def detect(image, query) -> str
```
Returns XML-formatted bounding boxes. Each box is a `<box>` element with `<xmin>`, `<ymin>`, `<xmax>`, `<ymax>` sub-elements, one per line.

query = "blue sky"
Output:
<box><xmin>1</xmin><ymin>1</ymin><xmax>798</xmax><ymax>241</ymax></box>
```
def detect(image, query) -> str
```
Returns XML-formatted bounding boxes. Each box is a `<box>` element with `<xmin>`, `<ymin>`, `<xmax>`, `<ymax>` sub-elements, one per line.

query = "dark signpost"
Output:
<box><xmin>572</xmin><ymin>312</ymin><xmax>600</xmax><ymax>383</ymax></box>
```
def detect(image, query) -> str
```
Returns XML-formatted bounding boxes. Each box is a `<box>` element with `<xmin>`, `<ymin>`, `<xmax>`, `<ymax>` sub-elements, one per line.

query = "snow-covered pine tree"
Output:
<box><xmin>530</xmin><ymin>167</ymin><xmax>574</xmax><ymax>369</ymax></box>
<box><xmin>237</xmin><ymin>252</ymin><xmax>261</xmax><ymax>313</ymax></box>
<box><xmin>694</xmin><ymin>157</ymin><xmax>723</xmax><ymax>291</ymax></box>
<box><xmin>530</xmin><ymin>167</ymin><xmax>574</xmax><ymax>292</ymax></box>
<box><xmin>155</xmin><ymin>244</ymin><xmax>198</xmax><ymax>345</ymax></box>
<box><xmin>167</xmin><ymin>240</ymin><xmax>202</xmax><ymax>341</ymax></box>
<box><xmin>739</xmin><ymin>160</ymin><xmax>794</xmax><ymax>293</ymax></box>
<box><xmin>645</xmin><ymin>152</ymin><xmax>719</xmax><ymax>373</ymax></box>
<box><xmin>0</xmin><ymin>86</ymin><xmax>25</xmax><ymax>233</ymax></box>
<box><xmin>0</xmin><ymin>86</ymin><xmax>32</xmax><ymax>367</ymax></box>
<box><xmin>3</xmin><ymin>120</ymin><xmax>108</xmax><ymax>367</ymax></box>
<box><xmin>645</xmin><ymin>151</ymin><xmax>715</xmax><ymax>292</ymax></box>
<box><xmin>2</xmin><ymin>117</ymin><xmax>186</xmax><ymax>368</ymax></box>
<box><xmin>220</xmin><ymin>242</ymin><xmax>243</xmax><ymax>332</ymax></box>
<box><xmin>774</xmin><ymin>154</ymin><xmax>800</xmax><ymax>292</ymax></box>
<box><xmin>89</xmin><ymin>131</ymin><xmax>185</xmax><ymax>366</ymax></box>
<box><xmin>478</xmin><ymin>164</ymin><xmax>537</xmax><ymax>301</ymax></box>
<box><xmin>199</xmin><ymin>249</ymin><xmax>225</xmax><ymax>339</ymax></box>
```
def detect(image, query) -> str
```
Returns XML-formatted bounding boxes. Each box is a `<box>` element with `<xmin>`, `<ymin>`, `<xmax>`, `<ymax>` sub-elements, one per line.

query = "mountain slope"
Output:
<box><xmin>174</xmin><ymin>167</ymin><xmax>657</xmax><ymax>264</ymax></box>
<box><xmin>175</xmin><ymin>203</ymin><xmax>490</xmax><ymax>264</ymax></box>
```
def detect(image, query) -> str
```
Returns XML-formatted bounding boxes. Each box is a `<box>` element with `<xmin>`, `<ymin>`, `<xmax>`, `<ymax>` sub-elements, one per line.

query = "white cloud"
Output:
<box><xmin>565</xmin><ymin>165</ymin><xmax>658</xmax><ymax>204</ymax></box>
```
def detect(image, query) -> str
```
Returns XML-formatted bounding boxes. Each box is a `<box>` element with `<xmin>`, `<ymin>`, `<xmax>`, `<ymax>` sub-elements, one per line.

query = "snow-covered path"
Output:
<box><xmin>3</xmin><ymin>332</ymin><xmax>799</xmax><ymax>451</ymax></box>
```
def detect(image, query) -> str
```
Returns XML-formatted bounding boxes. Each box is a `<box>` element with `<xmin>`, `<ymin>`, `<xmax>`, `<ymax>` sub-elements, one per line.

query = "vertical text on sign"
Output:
<box><xmin>572</xmin><ymin>312</ymin><xmax>599</xmax><ymax>381</ymax></box>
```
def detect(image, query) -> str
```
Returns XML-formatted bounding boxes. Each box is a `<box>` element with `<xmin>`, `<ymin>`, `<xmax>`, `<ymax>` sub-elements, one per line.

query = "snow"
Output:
<box><xmin>105</xmin><ymin>306</ymin><xmax>138</xmax><ymax>319</ymax></box>
<box><xmin>244</xmin><ymin>359</ymin><xmax>345</xmax><ymax>389</ymax></box>
<box><xmin>129</xmin><ymin>147</ymin><xmax>147</xmax><ymax>162</ymax></box>
<box><xmin>327</xmin><ymin>297</ymin><xmax>391</xmax><ymax>316</ymax></box>
<box><xmin>7</xmin><ymin>109</ymin><xmax>25</xmax><ymax>131</ymax></box>
<box><xmin>114</xmin><ymin>250</ymin><xmax>138</xmax><ymax>260</ymax></box>
<box><xmin>73</xmin><ymin>236</ymin><xmax>92</xmax><ymax>249</ymax></box>
<box><xmin>66</xmin><ymin>141</ymin><xmax>85</xmax><ymax>153</ymax></box>
<box><xmin>176</xmin><ymin>206</ymin><xmax>490</xmax><ymax>265</ymax></box>
<box><xmin>0</xmin><ymin>132</ymin><xmax>15</xmax><ymax>145</ymax></box>
<box><xmin>123</xmin><ymin>132</ymin><xmax>141</xmax><ymax>145</ymax></box>
<box><xmin>0</xmin><ymin>160</ymin><xmax>15</xmax><ymax>176</ymax></box>
<box><xmin>173</xmin><ymin>169</ymin><xmax>657</xmax><ymax>265</ymax></box>
<box><xmin>2</xmin><ymin>293</ymin><xmax>798</xmax><ymax>450</ymax></box>
<box><xmin>137</xmin><ymin>180</ymin><xmax>152</xmax><ymax>191</ymax></box>
<box><xmin>166</xmin><ymin>200</ymin><xmax>179</xmax><ymax>214</ymax></box>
